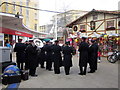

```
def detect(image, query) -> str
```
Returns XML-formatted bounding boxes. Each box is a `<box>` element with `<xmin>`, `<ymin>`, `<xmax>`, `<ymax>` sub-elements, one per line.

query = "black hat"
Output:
<box><xmin>55</xmin><ymin>40</ymin><xmax>59</xmax><ymax>43</ymax></box>
<box><xmin>91</xmin><ymin>40</ymin><xmax>96</xmax><ymax>43</ymax></box>
<box><xmin>46</xmin><ymin>40</ymin><xmax>50</xmax><ymax>43</ymax></box>
<box><xmin>82</xmin><ymin>37</ymin><xmax>87</xmax><ymax>39</ymax></box>
<box><xmin>65</xmin><ymin>41</ymin><xmax>70</xmax><ymax>45</ymax></box>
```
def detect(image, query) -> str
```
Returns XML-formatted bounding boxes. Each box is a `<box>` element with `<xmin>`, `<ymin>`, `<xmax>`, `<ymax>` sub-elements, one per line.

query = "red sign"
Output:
<box><xmin>0</xmin><ymin>27</ymin><xmax>33</xmax><ymax>38</ymax></box>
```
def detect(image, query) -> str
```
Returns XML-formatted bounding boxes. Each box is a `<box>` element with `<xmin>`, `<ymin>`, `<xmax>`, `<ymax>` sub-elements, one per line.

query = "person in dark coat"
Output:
<box><xmin>39</xmin><ymin>47</ymin><xmax>45</xmax><ymax>68</ymax></box>
<box><xmin>92</xmin><ymin>40</ymin><xmax>99</xmax><ymax>71</ymax></box>
<box><xmin>14</xmin><ymin>39</ymin><xmax>26</xmax><ymax>70</ymax></box>
<box><xmin>52</xmin><ymin>40</ymin><xmax>62</xmax><ymax>74</ymax></box>
<box><xmin>62</xmin><ymin>41</ymin><xmax>73</xmax><ymax>75</ymax></box>
<box><xmin>26</xmin><ymin>40</ymin><xmax>39</xmax><ymax>77</ymax></box>
<box><xmin>88</xmin><ymin>40</ymin><xmax>96</xmax><ymax>73</ymax></box>
<box><xmin>78</xmin><ymin>37</ymin><xmax>89</xmax><ymax>75</ymax></box>
<box><xmin>24</xmin><ymin>41</ymin><xmax>30</xmax><ymax>70</ymax></box>
<box><xmin>43</xmin><ymin>41</ymin><xmax>53</xmax><ymax>71</ymax></box>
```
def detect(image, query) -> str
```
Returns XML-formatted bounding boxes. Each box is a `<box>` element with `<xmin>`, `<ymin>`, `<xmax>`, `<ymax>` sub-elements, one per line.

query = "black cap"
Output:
<box><xmin>65</xmin><ymin>41</ymin><xmax>70</xmax><ymax>45</ymax></box>
<box><xmin>55</xmin><ymin>40</ymin><xmax>59</xmax><ymax>43</ymax></box>
<box><xmin>91</xmin><ymin>40</ymin><xmax>96</xmax><ymax>43</ymax></box>
<box><xmin>82</xmin><ymin>37</ymin><xmax>87</xmax><ymax>39</ymax></box>
<box><xmin>46</xmin><ymin>40</ymin><xmax>50</xmax><ymax>43</ymax></box>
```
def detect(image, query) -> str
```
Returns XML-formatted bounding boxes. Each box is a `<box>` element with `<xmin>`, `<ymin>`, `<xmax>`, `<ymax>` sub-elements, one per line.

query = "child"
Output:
<box><xmin>98</xmin><ymin>51</ymin><xmax>101</xmax><ymax>63</ymax></box>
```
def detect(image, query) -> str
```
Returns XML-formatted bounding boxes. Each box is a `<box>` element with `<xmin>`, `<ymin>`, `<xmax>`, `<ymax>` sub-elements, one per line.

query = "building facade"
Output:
<box><xmin>41</xmin><ymin>10</ymin><xmax>88</xmax><ymax>39</ymax></box>
<box><xmin>0</xmin><ymin>0</ymin><xmax>47</xmax><ymax>46</ymax></box>
<box><xmin>0</xmin><ymin>0</ymin><xmax>39</xmax><ymax>31</ymax></box>
<box><xmin>66</xmin><ymin>9</ymin><xmax>120</xmax><ymax>56</ymax></box>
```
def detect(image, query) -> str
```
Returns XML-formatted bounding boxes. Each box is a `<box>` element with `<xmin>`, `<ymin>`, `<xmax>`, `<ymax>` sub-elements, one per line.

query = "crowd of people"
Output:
<box><xmin>8</xmin><ymin>37</ymin><xmax>100</xmax><ymax>77</ymax></box>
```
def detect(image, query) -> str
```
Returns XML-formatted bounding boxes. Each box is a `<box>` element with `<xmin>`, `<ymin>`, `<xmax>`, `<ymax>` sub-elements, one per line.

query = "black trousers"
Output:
<box><xmin>95</xmin><ymin>59</ymin><xmax>97</xmax><ymax>70</ymax></box>
<box><xmin>29</xmin><ymin>67</ymin><xmax>37</xmax><ymax>76</ymax></box>
<box><xmin>54</xmin><ymin>66</ymin><xmax>60</xmax><ymax>74</ymax></box>
<box><xmin>79</xmin><ymin>66</ymin><xmax>87</xmax><ymax>75</ymax></box>
<box><xmin>46</xmin><ymin>60</ymin><xmax>52</xmax><ymax>70</ymax></box>
<box><xmin>40</xmin><ymin>60</ymin><xmax>45</xmax><ymax>68</ymax></box>
<box><xmin>64</xmin><ymin>66</ymin><xmax>70</xmax><ymax>75</ymax></box>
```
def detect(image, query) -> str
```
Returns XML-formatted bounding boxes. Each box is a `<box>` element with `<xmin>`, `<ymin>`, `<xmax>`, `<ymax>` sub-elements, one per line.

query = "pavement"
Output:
<box><xmin>1</xmin><ymin>52</ymin><xmax>119</xmax><ymax>88</ymax></box>
<box><xmin>19</xmin><ymin>54</ymin><xmax>118</xmax><ymax>88</ymax></box>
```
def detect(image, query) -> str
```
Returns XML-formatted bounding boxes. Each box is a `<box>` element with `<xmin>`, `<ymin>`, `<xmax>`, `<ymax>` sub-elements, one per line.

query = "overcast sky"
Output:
<box><xmin>39</xmin><ymin>0</ymin><xmax>120</xmax><ymax>25</ymax></box>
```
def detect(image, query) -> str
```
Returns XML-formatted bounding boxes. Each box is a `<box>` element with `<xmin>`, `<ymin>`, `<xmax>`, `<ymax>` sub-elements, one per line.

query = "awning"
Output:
<box><xmin>0</xmin><ymin>27</ymin><xmax>33</xmax><ymax>38</ymax></box>
<box><xmin>0</xmin><ymin>12</ymin><xmax>48</xmax><ymax>38</ymax></box>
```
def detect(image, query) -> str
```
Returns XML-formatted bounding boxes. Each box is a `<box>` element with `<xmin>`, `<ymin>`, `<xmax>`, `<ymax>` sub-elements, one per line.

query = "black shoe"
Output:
<box><xmin>66</xmin><ymin>74</ymin><xmax>69</xmax><ymax>75</ymax></box>
<box><xmin>55</xmin><ymin>73</ymin><xmax>60</xmax><ymax>74</ymax></box>
<box><xmin>83</xmin><ymin>73</ymin><xmax>86</xmax><ymax>75</ymax></box>
<box><xmin>31</xmin><ymin>74</ymin><xmax>38</xmax><ymax>77</ymax></box>
<box><xmin>88</xmin><ymin>71</ymin><xmax>95</xmax><ymax>73</ymax></box>
<box><xmin>78</xmin><ymin>73</ymin><xmax>83</xmax><ymax>75</ymax></box>
<box><xmin>48</xmin><ymin>69</ymin><xmax>53</xmax><ymax>71</ymax></box>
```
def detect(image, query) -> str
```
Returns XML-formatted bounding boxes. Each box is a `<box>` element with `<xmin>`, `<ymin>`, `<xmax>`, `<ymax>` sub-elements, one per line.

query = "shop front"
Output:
<box><xmin>0</xmin><ymin>27</ymin><xmax>33</xmax><ymax>46</ymax></box>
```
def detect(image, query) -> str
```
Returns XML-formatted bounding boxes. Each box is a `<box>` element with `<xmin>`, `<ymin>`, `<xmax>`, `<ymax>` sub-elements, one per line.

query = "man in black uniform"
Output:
<box><xmin>88</xmin><ymin>40</ymin><xmax>96</xmax><ymax>73</ymax></box>
<box><xmin>78</xmin><ymin>37</ymin><xmax>89</xmax><ymax>75</ymax></box>
<box><xmin>62</xmin><ymin>41</ymin><xmax>73</xmax><ymax>75</ymax></box>
<box><xmin>43</xmin><ymin>41</ymin><xmax>53</xmax><ymax>71</ymax></box>
<box><xmin>26</xmin><ymin>40</ymin><xmax>39</xmax><ymax>77</ymax></box>
<box><xmin>24</xmin><ymin>41</ymin><xmax>30</xmax><ymax>70</ymax></box>
<box><xmin>14</xmin><ymin>39</ymin><xmax>26</xmax><ymax>70</ymax></box>
<box><xmin>39</xmin><ymin>47</ymin><xmax>45</xmax><ymax>68</ymax></box>
<box><xmin>52</xmin><ymin>40</ymin><xmax>62</xmax><ymax>74</ymax></box>
<box><xmin>92</xmin><ymin>40</ymin><xmax>99</xmax><ymax>71</ymax></box>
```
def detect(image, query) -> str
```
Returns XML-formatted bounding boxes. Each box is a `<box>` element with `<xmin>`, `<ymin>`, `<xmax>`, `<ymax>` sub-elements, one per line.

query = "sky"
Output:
<box><xmin>38</xmin><ymin>0</ymin><xmax>120</xmax><ymax>25</ymax></box>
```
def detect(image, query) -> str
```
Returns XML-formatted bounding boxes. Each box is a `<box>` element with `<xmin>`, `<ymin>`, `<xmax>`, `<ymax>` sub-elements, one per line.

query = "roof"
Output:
<box><xmin>66</xmin><ymin>9</ymin><xmax>120</xmax><ymax>28</ymax></box>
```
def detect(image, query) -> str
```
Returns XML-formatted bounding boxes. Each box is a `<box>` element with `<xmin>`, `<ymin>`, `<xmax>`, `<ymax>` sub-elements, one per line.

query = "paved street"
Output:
<box><xmin>17</xmin><ymin>54</ymin><xmax>118</xmax><ymax>88</ymax></box>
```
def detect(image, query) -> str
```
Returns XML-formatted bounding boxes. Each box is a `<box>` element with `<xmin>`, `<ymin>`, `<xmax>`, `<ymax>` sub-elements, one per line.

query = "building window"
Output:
<box><xmin>26</xmin><ymin>0</ymin><xmax>29</xmax><ymax>6</ymax></box>
<box><xmin>34</xmin><ymin>4</ymin><xmax>38</xmax><ymax>8</ymax></box>
<box><xmin>80</xmin><ymin>25</ymin><xmax>86</xmax><ymax>32</ymax></box>
<box><xmin>35</xmin><ymin>24</ymin><xmax>37</xmax><ymax>31</ymax></box>
<box><xmin>20</xmin><ymin>2</ymin><xmax>22</xmax><ymax>15</ymax></box>
<box><xmin>26</xmin><ymin>10</ymin><xmax>29</xmax><ymax>16</ymax></box>
<box><xmin>93</xmin><ymin>14</ymin><xmax>98</xmax><ymax>20</ymax></box>
<box><xmin>26</xmin><ymin>17</ymin><xmax>29</xmax><ymax>26</ymax></box>
<box><xmin>5</xmin><ymin>3</ymin><xmax>9</xmax><ymax>12</ymax></box>
<box><xmin>35</xmin><ymin>13</ymin><xmax>38</xmax><ymax>20</ymax></box>
<box><xmin>106</xmin><ymin>20</ymin><xmax>115</xmax><ymax>30</ymax></box>
<box><xmin>13</xmin><ymin>2</ymin><xmax>16</xmax><ymax>14</ymax></box>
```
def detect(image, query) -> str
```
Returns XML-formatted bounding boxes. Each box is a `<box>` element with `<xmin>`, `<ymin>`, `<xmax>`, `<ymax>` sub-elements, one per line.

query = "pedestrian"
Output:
<box><xmin>14</xmin><ymin>39</ymin><xmax>26</xmax><ymax>70</ymax></box>
<box><xmin>24</xmin><ymin>41</ymin><xmax>30</xmax><ymax>70</ymax></box>
<box><xmin>39</xmin><ymin>47</ymin><xmax>45</xmax><ymax>68</ymax></box>
<box><xmin>6</xmin><ymin>41</ymin><xmax>13</xmax><ymax>61</ymax></box>
<box><xmin>93</xmin><ymin>40</ymin><xmax>99</xmax><ymax>70</ymax></box>
<box><xmin>43</xmin><ymin>40</ymin><xmax>53</xmax><ymax>71</ymax></box>
<box><xmin>88</xmin><ymin>40</ymin><xmax>96</xmax><ymax>73</ymax></box>
<box><xmin>52</xmin><ymin>40</ymin><xmax>62</xmax><ymax>74</ymax></box>
<box><xmin>25</xmin><ymin>40</ymin><xmax>39</xmax><ymax>77</ymax></box>
<box><xmin>78</xmin><ymin>37</ymin><xmax>89</xmax><ymax>75</ymax></box>
<box><xmin>6</xmin><ymin>41</ymin><xmax>12</xmax><ymax>48</ymax></box>
<box><xmin>97</xmin><ymin>49</ymin><xmax>101</xmax><ymax>63</ymax></box>
<box><xmin>62</xmin><ymin>41</ymin><xmax>73</xmax><ymax>75</ymax></box>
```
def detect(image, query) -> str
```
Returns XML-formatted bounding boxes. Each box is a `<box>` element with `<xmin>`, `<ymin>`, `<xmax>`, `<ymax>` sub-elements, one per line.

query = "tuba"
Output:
<box><xmin>33</xmin><ymin>38</ymin><xmax>44</xmax><ymax>48</ymax></box>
